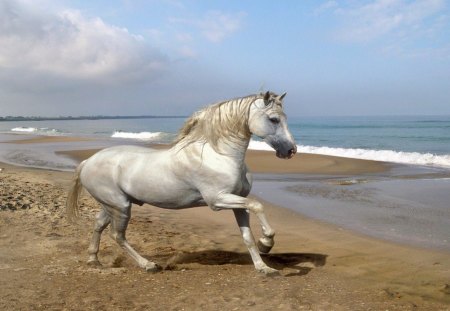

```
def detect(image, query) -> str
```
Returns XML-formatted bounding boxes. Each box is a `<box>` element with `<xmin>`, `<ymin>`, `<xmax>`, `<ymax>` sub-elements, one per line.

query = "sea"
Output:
<box><xmin>1</xmin><ymin>115</ymin><xmax>450</xmax><ymax>169</ymax></box>
<box><xmin>1</xmin><ymin>115</ymin><xmax>449</xmax><ymax>251</ymax></box>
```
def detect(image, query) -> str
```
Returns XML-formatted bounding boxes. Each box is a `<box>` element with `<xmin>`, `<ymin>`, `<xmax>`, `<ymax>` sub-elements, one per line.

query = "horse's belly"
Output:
<box><xmin>137</xmin><ymin>189</ymin><xmax>206</xmax><ymax>209</ymax></box>
<box><xmin>124</xmin><ymin>173</ymin><xmax>204</xmax><ymax>208</ymax></box>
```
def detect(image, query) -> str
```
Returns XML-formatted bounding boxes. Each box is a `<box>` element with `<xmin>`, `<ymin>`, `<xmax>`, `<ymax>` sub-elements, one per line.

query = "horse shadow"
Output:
<box><xmin>160</xmin><ymin>250</ymin><xmax>327</xmax><ymax>277</ymax></box>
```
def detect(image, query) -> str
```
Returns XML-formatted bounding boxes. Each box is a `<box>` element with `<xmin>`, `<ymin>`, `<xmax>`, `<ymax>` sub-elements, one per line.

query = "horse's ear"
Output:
<box><xmin>279</xmin><ymin>92</ymin><xmax>287</xmax><ymax>100</ymax></box>
<box><xmin>263</xmin><ymin>91</ymin><xmax>270</xmax><ymax>102</ymax></box>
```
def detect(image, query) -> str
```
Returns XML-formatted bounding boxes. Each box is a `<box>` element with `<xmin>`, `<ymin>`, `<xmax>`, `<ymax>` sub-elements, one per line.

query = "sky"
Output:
<box><xmin>0</xmin><ymin>0</ymin><xmax>449</xmax><ymax>117</ymax></box>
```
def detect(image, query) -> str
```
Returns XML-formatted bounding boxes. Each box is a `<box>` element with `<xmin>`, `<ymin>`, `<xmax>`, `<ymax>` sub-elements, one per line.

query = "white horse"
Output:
<box><xmin>66</xmin><ymin>91</ymin><xmax>297</xmax><ymax>275</ymax></box>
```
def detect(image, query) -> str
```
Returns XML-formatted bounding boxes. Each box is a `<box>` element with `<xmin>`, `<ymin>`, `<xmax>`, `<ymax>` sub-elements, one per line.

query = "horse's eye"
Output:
<box><xmin>269</xmin><ymin>117</ymin><xmax>280</xmax><ymax>124</ymax></box>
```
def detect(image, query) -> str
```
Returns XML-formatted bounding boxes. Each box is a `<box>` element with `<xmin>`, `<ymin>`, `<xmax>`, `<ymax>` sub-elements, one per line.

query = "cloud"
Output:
<box><xmin>315</xmin><ymin>0</ymin><xmax>450</xmax><ymax>58</ymax></box>
<box><xmin>199</xmin><ymin>11</ymin><xmax>246</xmax><ymax>43</ymax></box>
<box><xmin>0</xmin><ymin>0</ymin><xmax>168</xmax><ymax>86</ymax></box>
<box><xmin>178</xmin><ymin>45</ymin><xmax>197</xmax><ymax>58</ymax></box>
<box><xmin>0</xmin><ymin>1</ymin><xmax>249</xmax><ymax>116</ymax></box>
<box><xmin>170</xmin><ymin>10</ymin><xmax>246</xmax><ymax>43</ymax></box>
<box><xmin>314</xmin><ymin>1</ymin><xmax>338</xmax><ymax>15</ymax></box>
<box><xmin>332</xmin><ymin>0</ymin><xmax>447</xmax><ymax>42</ymax></box>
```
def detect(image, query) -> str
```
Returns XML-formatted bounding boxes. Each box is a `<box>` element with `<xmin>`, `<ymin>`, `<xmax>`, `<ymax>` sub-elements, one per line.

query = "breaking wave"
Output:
<box><xmin>10</xmin><ymin>127</ymin><xmax>62</xmax><ymax>135</ymax></box>
<box><xmin>248</xmin><ymin>140</ymin><xmax>450</xmax><ymax>168</ymax></box>
<box><xmin>11</xmin><ymin>127</ymin><xmax>37</xmax><ymax>132</ymax></box>
<box><xmin>111</xmin><ymin>131</ymin><xmax>165</xmax><ymax>141</ymax></box>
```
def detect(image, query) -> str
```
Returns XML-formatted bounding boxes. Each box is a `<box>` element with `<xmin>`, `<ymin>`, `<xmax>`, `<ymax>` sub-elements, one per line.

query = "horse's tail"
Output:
<box><xmin>66</xmin><ymin>160</ymin><xmax>86</xmax><ymax>223</ymax></box>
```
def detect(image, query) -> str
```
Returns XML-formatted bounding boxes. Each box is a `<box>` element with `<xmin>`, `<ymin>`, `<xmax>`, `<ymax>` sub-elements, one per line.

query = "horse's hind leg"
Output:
<box><xmin>108</xmin><ymin>204</ymin><xmax>160</xmax><ymax>272</ymax></box>
<box><xmin>87</xmin><ymin>208</ymin><xmax>111</xmax><ymax>265</ymax></box>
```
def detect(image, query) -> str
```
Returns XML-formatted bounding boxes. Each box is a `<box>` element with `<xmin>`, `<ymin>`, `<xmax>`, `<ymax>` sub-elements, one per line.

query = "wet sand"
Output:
<box><xmin>1</xmin><ymin>136</ymin><xmax>450</xmax><ymax>309</ymax></box>
<box><xmin>4</xmin><ymin>135</ymin><xmax>95</xmax><ymax>144</ymax></box>
<box><xmin>253</xmin><ymin>177</ymin><xmax>450</xmax><ymax>252</ymax></box>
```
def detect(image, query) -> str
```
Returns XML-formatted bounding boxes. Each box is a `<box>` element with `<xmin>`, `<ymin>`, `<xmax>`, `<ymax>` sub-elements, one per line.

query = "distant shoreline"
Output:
<box><xmin>0</xmin><ymin>115</ymin><xmax>187</xmax><ymax>122</ymax></box>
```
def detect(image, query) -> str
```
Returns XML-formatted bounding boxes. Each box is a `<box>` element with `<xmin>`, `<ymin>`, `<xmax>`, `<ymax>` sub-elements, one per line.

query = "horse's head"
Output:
<box><xmin>249</xmin><ymin>91</ymin><xmax>297</xmax><ymax>159</ymax></box>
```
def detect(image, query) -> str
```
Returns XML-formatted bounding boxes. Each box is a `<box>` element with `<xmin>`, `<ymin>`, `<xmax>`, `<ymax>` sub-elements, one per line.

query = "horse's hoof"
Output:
<box><xmin>145</xmin><ymin>262</ymin><xmax>162</xmax><ymax>273</ymax></box>
<box><xmin>257</xmin><ymin>239</ymin><xmax>273</xmax><ymax>254</ymax></box>
<box><xmin>258</xmin><ymin>266</ymin><xmax>280</xmax><ymax>277</ymax></box>
<box><xmin>87</xmin><ymin>259</ymin><xmax>102</xmax><ymax>267</ymax></box>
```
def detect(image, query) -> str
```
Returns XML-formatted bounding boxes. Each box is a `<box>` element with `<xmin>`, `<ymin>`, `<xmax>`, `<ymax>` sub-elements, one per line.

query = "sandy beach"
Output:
<box><xmin>1</xmin><ymin>136</ymin><xmax>450</xmax><ymax>310</ymax></box>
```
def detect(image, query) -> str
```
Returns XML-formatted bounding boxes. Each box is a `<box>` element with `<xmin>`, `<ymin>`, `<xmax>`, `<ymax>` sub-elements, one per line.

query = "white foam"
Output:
<box><xmin>248</xmin><ymin>140</ymin><xmax>273</xmax><ymax>151</ymax></box>
<box><xmin>248</xmin><ymin>140</ymin><xmax>450</xmax><ymax>168</ymax></box>
<box><xmin>11</xmin><ymin>127</ymin><xmax>37</xmax><ymax>132</ymax></box>
<box><xmin>10</xmin><ymin>127</ymin><xmax>62</xmax><ymax>135</ymax></box>
<box><xmin>111</xmin><ymin>131</ymin><xmax>164</xmax><ymax>141</ymax></box>
<box><xmin>39</xmin><ymin>128</ymin><xmax>61</xmax><ymax>135</ymax></box>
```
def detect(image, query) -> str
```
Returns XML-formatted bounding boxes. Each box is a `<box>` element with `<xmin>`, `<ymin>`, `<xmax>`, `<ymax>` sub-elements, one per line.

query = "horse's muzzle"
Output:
<box><xmin>275</xmin><ymin>145</ymin><xmax>297</xmax><ymax>159</ymax></box>
<box><xmin>287</xmin><ymin>147</ymin><xmax>296</xmax><ymax>159</ymax></box>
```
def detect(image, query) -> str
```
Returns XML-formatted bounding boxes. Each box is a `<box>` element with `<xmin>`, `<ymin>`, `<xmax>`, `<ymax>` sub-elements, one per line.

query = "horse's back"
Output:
<box><xmin>82</xmin><ymin>145</ymin><xmax>156</xmax><ymax>172</ymax></box>
<box><xmin>91</xmin><ymin>145</ymin><xmax>161</xmax><ymax>158</ymax></box>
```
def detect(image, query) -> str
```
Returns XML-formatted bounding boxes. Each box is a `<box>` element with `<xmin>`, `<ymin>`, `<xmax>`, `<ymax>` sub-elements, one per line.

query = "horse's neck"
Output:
<box><xmin>216</xmin><ymin>100</ymin><xmax>253</xmax><ymax>159</ymax></box>
<box><xmin>173</xmin><ymin>134</ymin><xmax>250</xmax><ymax>162</ymax></box>
<box><xmin>175</xmin><ymin>97</ymin><xmax>255</xmax><ymax>162</ymax></box>
<box><xmin>216</xmin><ymin>136</ymin><xmax>250</xmax><ymax>162</ymax></box>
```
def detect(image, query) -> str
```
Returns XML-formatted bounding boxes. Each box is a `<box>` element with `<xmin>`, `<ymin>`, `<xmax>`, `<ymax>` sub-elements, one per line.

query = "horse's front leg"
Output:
<box><xmin>253</xmin><ymin>207</ymin><xmax>276</xmax><ymax>254</ymax></box>
<box><xmin>240</xmin><ymin>170</ymin><xmax>275</xmax><ymax>254</ymax></box>
<box><xmin>217</xmin><ymin>192</ymin><xmax>276</xmax><ymax>254</ymax></box>
<box><xmin>211</xmin><ymin>193</ymin><xmax>278</xmax><ymax>276</ymax></box>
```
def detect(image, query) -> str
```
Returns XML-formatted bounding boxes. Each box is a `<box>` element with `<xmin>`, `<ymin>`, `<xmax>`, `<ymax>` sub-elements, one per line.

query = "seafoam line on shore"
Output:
<box><xmin>248</xmin><ymin>140</ymin><xmax>450</xmax><ymax>168</ymax></box>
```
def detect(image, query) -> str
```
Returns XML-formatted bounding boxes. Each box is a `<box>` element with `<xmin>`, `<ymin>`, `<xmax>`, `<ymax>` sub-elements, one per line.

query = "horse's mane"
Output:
<box><xmin>174</xmin><ymin>94</ymin><xmax>263</xmax><ymax>150</ymax></box>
